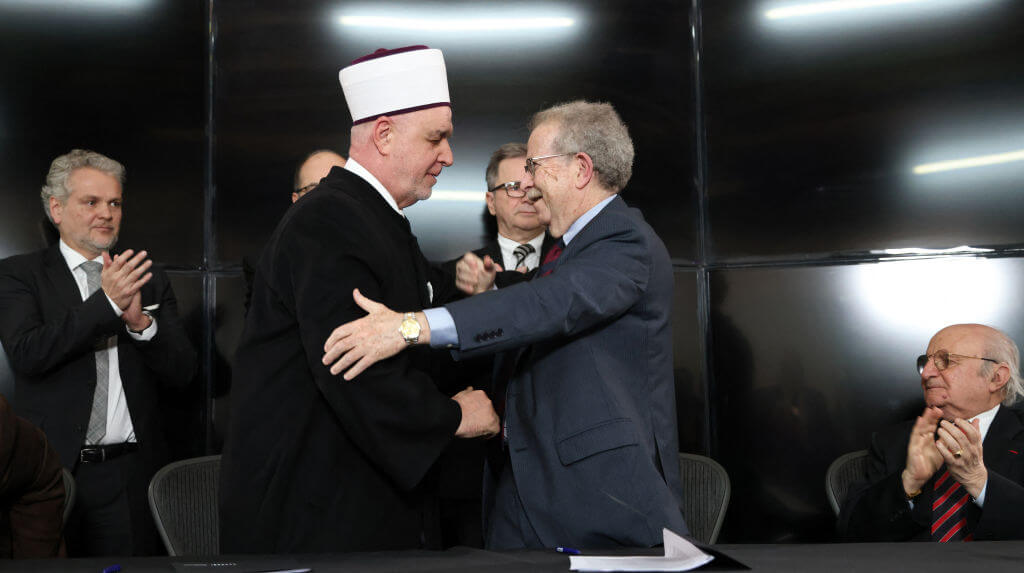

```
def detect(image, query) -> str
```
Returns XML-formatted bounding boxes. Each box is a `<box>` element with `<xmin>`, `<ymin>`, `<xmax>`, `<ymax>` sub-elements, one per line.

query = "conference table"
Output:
<box><xmin>13</xmin><ymin>541</ymin><xmax>1024</xmax><ymax>572</ymax></box>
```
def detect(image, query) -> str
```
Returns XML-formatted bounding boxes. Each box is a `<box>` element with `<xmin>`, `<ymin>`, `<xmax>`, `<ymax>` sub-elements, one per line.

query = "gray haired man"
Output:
<box><xmin>841</xmin><ymin>323</ymin><xmax>1024</xmax><ymax>542</ymax></box>
<box><xmin>0</xmin><ymin>149</ymin><xmax>196</xmax><ymax>556</ymax></box>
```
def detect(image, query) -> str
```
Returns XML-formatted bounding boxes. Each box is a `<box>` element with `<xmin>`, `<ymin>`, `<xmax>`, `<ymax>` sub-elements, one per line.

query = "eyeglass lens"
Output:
<box><xmin>917</xmin><ymin>350</ymin><xmax>951</xmax><ymax>374</ymax></box>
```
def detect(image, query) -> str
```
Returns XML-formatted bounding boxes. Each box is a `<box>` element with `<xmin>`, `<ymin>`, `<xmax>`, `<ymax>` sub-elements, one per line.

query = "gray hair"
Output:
<box><xmin>41</xmin><ymin>149</ymin><xmax>125</xmax><ymax>224</ymax></box>
<box><xmin>484</xmin><ymin>142</ymin><xmax>527</xmax><ymax>190</ymax></box>
<box><xmin>528</xmin><ymin>101</ymin><xmax>634</xmax><ymax>192</ymax></box>
<box><xmin>981</xmin><ymin>326</ymin><xmax>1024</xmax><ymax>406</ymax></box>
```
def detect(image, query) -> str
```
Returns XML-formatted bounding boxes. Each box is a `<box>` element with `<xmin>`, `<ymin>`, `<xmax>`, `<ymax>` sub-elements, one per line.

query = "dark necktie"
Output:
<box><xmin>931</xmin><ymin>467</ymin><xmax>972</xmax><ymax>542</ymax></box>
<box><xmin>537</xmin><ymin>239</ymin><xmax>565</xmax><ymax>277</ymax></box>
<box><xmin>81</xmin><ymin>261</ymin><xmax>109</xmax><ymax>445</ymax></box>
<box><xmin>512</xmin><ymin>243</ymin><xmax>535</xmax><ymax>271</ymax></box>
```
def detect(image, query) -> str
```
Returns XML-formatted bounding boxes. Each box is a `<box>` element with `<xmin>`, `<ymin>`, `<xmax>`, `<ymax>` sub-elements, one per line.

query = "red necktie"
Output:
<box><xmin>931</xmin><ymin>467</ymin><xmax>972</xmax><ymax>542</ymax></box>
<box><xmin>538</xmin><ymin>239</ymin><xmax>565</xmax><ymax>277</ymax></box>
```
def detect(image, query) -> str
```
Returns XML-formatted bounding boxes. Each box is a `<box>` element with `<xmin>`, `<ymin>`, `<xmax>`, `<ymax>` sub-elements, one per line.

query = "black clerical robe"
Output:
<box><xmin>219</xmin><ymin>167</ymin><xmax>461</xmax><ymax>553</ymax></box>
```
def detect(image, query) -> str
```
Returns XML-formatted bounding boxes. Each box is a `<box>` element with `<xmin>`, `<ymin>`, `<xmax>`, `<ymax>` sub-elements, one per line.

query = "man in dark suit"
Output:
<box><xmin>218</xmin><ymin>46</ymin><xmax>499</xmax><ymax>554</ymax></box>
<box><xmin>456</xmin><ymin>142</ymin><xmax>552</xmax><ymax>279</ymax></box>
<box><xmin>323</xmin><ymin>101</ymin><xmax>688</xmax><ymax>549</ymax></box>
<box><xmin>840</xmin><ymin>323</ymin><xmax>1024</xmax><ymax>541</ymax></box>
<box><xmin>434</xmin><ymin>142</ymin><xmax>553</xmax><ymax>548</ymax></box>
<box><xmin>0</xmin><ymin>149</ymin><xmax>197</xmax><ymax>556</ymax></box>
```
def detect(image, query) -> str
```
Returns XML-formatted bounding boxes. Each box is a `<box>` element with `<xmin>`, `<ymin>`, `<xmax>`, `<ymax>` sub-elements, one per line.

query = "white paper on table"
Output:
<box><xmin>569</xmin><ymin>528</ymin><xmax>714</xmax><ymax>572</ymax></box>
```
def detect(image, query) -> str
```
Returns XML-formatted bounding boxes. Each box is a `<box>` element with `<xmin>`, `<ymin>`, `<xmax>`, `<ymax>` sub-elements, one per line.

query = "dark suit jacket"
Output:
<box><xmin>839</xmin><ymin>405</ymin><xmax>1024</xmax><ymax>541</ymax></box>
<box><xmin>219</xmin><ymin>167</ymin><xmax>462</xmax><ymax>554</ymax></box>
<box><xmin>444</xmin><ymin>195</ymin><xmax>688</xmax><ymax>548</ymax></box>
<box><xmin>0</xmin><ymin>393</ymin><xmax>65</xmax><ymax>558</ymax></box>
<box><xmin>0</xmin><ymin>244</ymin><xmax>196</xmax><ymax>472</ymax></box>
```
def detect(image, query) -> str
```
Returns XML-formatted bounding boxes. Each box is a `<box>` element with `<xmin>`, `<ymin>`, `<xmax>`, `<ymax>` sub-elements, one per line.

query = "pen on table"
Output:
<box><xmin>102</xmin><ymin>565</ymin><xmax>122</xmax><ymax>573</ymax></box>
<box><xmin>556</xmin><ymin>546</ymin><xmax>580</xmax><ymax>555</ymax></box>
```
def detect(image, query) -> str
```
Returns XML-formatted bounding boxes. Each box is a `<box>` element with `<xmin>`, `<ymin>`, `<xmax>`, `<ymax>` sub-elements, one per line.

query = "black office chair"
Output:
<box><xmin>678</xmin><ymin>453</ymin><xmax>731</xmax><ymax>544</ymax></box>
<box><xmin>60</xmin><ymin>468</ymin><xmax>75</xmax><ymax>525</ymax></box>
<box><xmin>148</xmin><ymin>455</ymin><xmax>221</xmax><ymax>556</ymax></box>
<box><xmin>825</xmin><ymin>449</ymin><xmax>871</xmax><ymax>516</ymax></box>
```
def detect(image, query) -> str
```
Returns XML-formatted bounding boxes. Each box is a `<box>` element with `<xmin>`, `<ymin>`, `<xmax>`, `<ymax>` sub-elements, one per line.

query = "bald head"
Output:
<box><xmin>293</xmin><ymin>150</ymin><xmax>347</xmax><ymax>202</ymax></box>
<box><xmin>921</xmin><ymin>323</ymin><xmax>1023</xmax><ymax>419</ymax></box>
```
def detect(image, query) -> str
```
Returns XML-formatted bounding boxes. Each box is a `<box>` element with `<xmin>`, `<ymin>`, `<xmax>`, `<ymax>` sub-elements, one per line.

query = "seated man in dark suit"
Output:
<box><xmin>323</xmin><ymin>101</ymin><xmax>688</xmax><ymax>549</ymax></box>
<box><xmin>840</xmin><ymin>323</ymin><xmax>1024</xmax><ymax>541</ymax></box>
<box><xmin>0</xmin><ymin>149</ymin><xmax>197</xmax><ymax>556</ymax></box>
<box><xmin>0</xmin><ymin>393</ymin><xmax>66</xmax><ymax>559</ymax></box>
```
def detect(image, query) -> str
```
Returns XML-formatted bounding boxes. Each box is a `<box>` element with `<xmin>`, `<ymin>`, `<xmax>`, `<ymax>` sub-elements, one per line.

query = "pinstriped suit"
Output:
<box><xmin>443</xmin><ymin>195</ymin><xmax>688</xmax><ymax>548</ymax></box>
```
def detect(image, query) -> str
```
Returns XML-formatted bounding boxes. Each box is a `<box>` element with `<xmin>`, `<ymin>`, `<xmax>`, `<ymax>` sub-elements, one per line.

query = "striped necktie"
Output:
<box><xmin>81</xmin><ymin>261</ymin><xmax>109</xmax><ymax>445</ymax></box>
<box><xmin>931</xmin><ymin>467</ymin><xmax>973</xmax><ymax>542</ymax></box>
<box><xmin>512</xmin><ymin>243</ymin><xmax>535</xmax><ymax>271</ymax></box>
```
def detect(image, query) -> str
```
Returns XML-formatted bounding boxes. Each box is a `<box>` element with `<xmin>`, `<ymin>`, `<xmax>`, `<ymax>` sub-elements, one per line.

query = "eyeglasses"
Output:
<box><xmin>916</xmin><ymin>349</ymin><xmax>999</xmax><ymax>375</ymax></box>
<box><xmin>489</xmin><ymin>181</ymin><xmax>526</xmax><ymax>198</ymax></box>
<box><xmin>525</xmin><ymin>152</ymin><xmax>577</xmax><ymax>176</ymax></box>
<box><xmin>292</xmin><ymin>183</ymin><xmax>315</xmax><ymax>196</ymax></box>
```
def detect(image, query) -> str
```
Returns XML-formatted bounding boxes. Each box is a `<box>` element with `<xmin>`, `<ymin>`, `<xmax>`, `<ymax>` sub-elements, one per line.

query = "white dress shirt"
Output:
<box><xmin>495</xmin><ymin>231</ymin><xmax>545</xmax><ymax>272</ymax></box>
<box><xmin>59</xmin><ymin>240</ymin><xmax>156</xmax><ymax>445</ymax></box>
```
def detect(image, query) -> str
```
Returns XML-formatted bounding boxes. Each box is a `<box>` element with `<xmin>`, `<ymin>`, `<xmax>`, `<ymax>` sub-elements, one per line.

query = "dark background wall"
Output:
<box><xmin>1</xmin><ymin>0</ymin><xmax>1021</xmax><ymax>543</ymax></box>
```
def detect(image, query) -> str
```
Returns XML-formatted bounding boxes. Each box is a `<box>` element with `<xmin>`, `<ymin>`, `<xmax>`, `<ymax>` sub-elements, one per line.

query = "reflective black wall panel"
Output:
<box><xmin>212</xmin><ymin>0</ymin><xmax>699</xmax><ymax>265</ymax></box>
<box><xmin>674</xmin><ymin>268</ymin><xmax>707</xmax><ymax>455</ymax></box>
<box><xmin>0</xmin><ymin>0</ymin><xmax>206</xmax><ymax>266</ymax></box>
<box><xmin>711</xmin><ymin>257</ymin><xmax>1024</xmax><ymax>542</ymax></box>
<box><xmin>703</xmin><ymin>0</ymin><xmax>1024</xmax><ymax>262</ymax></box>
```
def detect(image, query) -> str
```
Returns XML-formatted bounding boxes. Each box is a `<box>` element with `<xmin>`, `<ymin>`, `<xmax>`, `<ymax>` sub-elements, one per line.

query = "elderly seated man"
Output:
<box><xmin>840</xmin><ymin>323</ymin><xmax>1024</xmax><ymax>541</ymax></box>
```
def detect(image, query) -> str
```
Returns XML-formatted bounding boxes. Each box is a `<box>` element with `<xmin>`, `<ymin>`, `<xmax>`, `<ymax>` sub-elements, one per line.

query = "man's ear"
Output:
<box><xmin>49</xmin><ymin>196</ymin><xmax>64</xmax><ymax>225</ymax></box>
<box><xmin>372</xmin><ymin>116</ymin><xmax>395</xmax><ymax>155</ymax></box>
<box><xmin>989</xmin><ymin>364</ymin><xmax>1011</xmax><ymax>394</ymax></box>
<box><xmin>485</xmin><ymin>191</ymin><xmax>497</xmax><ymax>216</ymax></box>
<box><xmin>574</xmin><ymin>152</ymin><xmax>595</xmax><ymax>190</ymax></box>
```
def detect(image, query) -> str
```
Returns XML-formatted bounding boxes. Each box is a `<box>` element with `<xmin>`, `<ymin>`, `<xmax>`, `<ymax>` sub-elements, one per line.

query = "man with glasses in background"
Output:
<box><xmin>840</xmin><ymin>323</ymin><xmax>1024</xmax><ymax>541</ymax></box>
<box><xmin>444</xmin><ymin>142</ymin><xmax>554</xmax><ymax>292</ymax></box>
<box><xmin>321</xmin><ymin>100</ymin><xmax>688</xmax><ymax>549</ymax></box>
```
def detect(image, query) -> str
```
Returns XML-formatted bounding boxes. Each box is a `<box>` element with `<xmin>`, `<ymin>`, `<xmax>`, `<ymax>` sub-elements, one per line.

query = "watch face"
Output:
<box><xmin>399</xmin><ymin>316</ymin><xmax>420</xmax><ymax>339</ymax></box>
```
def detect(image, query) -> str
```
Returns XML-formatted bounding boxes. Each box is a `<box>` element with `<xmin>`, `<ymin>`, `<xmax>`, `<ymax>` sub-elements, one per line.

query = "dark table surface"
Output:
<box><xmin>8</xmin><ymin>541</ymin><xmax>1024</xmax><ymax>572</ymax></box>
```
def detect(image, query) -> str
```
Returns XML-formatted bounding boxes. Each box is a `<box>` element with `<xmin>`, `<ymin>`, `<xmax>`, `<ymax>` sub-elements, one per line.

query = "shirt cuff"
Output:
<box><xmin>974</xmin><ymin>481</ymin><xmax>988</xmax><ymax>507</ymax></box>
<box><xmin>423</xmin><ymin>308</ymin><xmax>458</xmax><ymax>349</ymax></box>
<box><xmin>127</xmin><ymin>313</ymin><xmax>158</xmax><ymax>341</ymax></box>
<box><xmin>105</xmin><ymin>294</ymin><xmax>124</xmax><ymax>317</ymax></box>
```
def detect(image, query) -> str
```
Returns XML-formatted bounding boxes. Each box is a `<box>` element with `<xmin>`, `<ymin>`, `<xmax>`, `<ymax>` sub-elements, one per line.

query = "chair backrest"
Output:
<box><xmin>61</xmin><ymin>467</ymin><xmax>75</xmax><ymax>525</ymax></box>
<box><xmin>825</xmin><ymin>449</ymin><xmax>871</xmax><ymax>516</ymax></box>
<box><xmin>148</xmin><ymin>455</ymin><xmax>221</xmax><ymax>556</ymax></box>
<box><xmin>678</xmin><ymin>453</ymin><xmax>731</xmax><ymax>544</ymax></box>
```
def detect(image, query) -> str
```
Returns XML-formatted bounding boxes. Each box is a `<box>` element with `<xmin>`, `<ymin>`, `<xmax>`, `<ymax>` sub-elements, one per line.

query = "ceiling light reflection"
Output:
<box><xmin>854</xmin><ymin>257</ymin><xmax>1008</xmax><ymax>331</ymax></box>
<box><xmin>339</xmin><ymin>15</ymin><xmax>575</xmax><ymax>32</ymax></box>
<box><xmin>913</xmin><ymin>148</ymin><xmax>1024</xmax><ymax>175</ymax></box>
<box><xmin>0</xmin><ymin>0</ymin><xmax>152</xmax><ymax>10</ymax></box>
<box><xmin>870</xmin><ymin>246</ymin><xmax>994</xmax><ymax>256</ymax></box>
<box><xmin>765</xmin><ymin>0</ymin><xmax>927</xmax><ymax>20</ymax></box>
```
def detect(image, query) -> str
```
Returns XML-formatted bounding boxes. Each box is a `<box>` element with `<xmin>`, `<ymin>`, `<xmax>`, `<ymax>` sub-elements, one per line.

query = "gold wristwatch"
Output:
<box><xmin>398</xmin><ymin>312</ymin><xmax>421</xmax><ymax>345</ymax></box>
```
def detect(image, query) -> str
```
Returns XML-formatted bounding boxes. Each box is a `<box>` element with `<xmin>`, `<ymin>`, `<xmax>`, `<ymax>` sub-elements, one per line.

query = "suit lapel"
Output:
<box><xmin>43</xmin><ymin>244</ymin><xmax>83</xmax><ymax>309</ymax></box>
<box><xmin>983</xmin><ymin>407</ymin><xmax>1024</xmax><ymax>477</ymax></box>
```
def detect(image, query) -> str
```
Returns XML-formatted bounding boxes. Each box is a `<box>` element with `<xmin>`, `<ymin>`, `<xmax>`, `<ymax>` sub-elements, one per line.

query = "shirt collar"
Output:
<box><xmin>561</xmin><ymin>194</ymin><xmax>616</xmax><ymax>246</ymax></box>
<box><xmin>496</xmin><ymin>231</ymin><xmax>545</xmax><ymax>253</ymax></box>
<box><xmin>343</xmin><ymin>157</ymin><xmax>403</xmax><ymax>217</ymax></box>
<box><xmin>58</xmin><ymin>239</ymin><xmax>102</xmax><ymax>271</ymax></box>
<box><xmin>974</xmin><ymin>403</ymin><xmax>1001</xmax><ymax>442</ymax></box>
